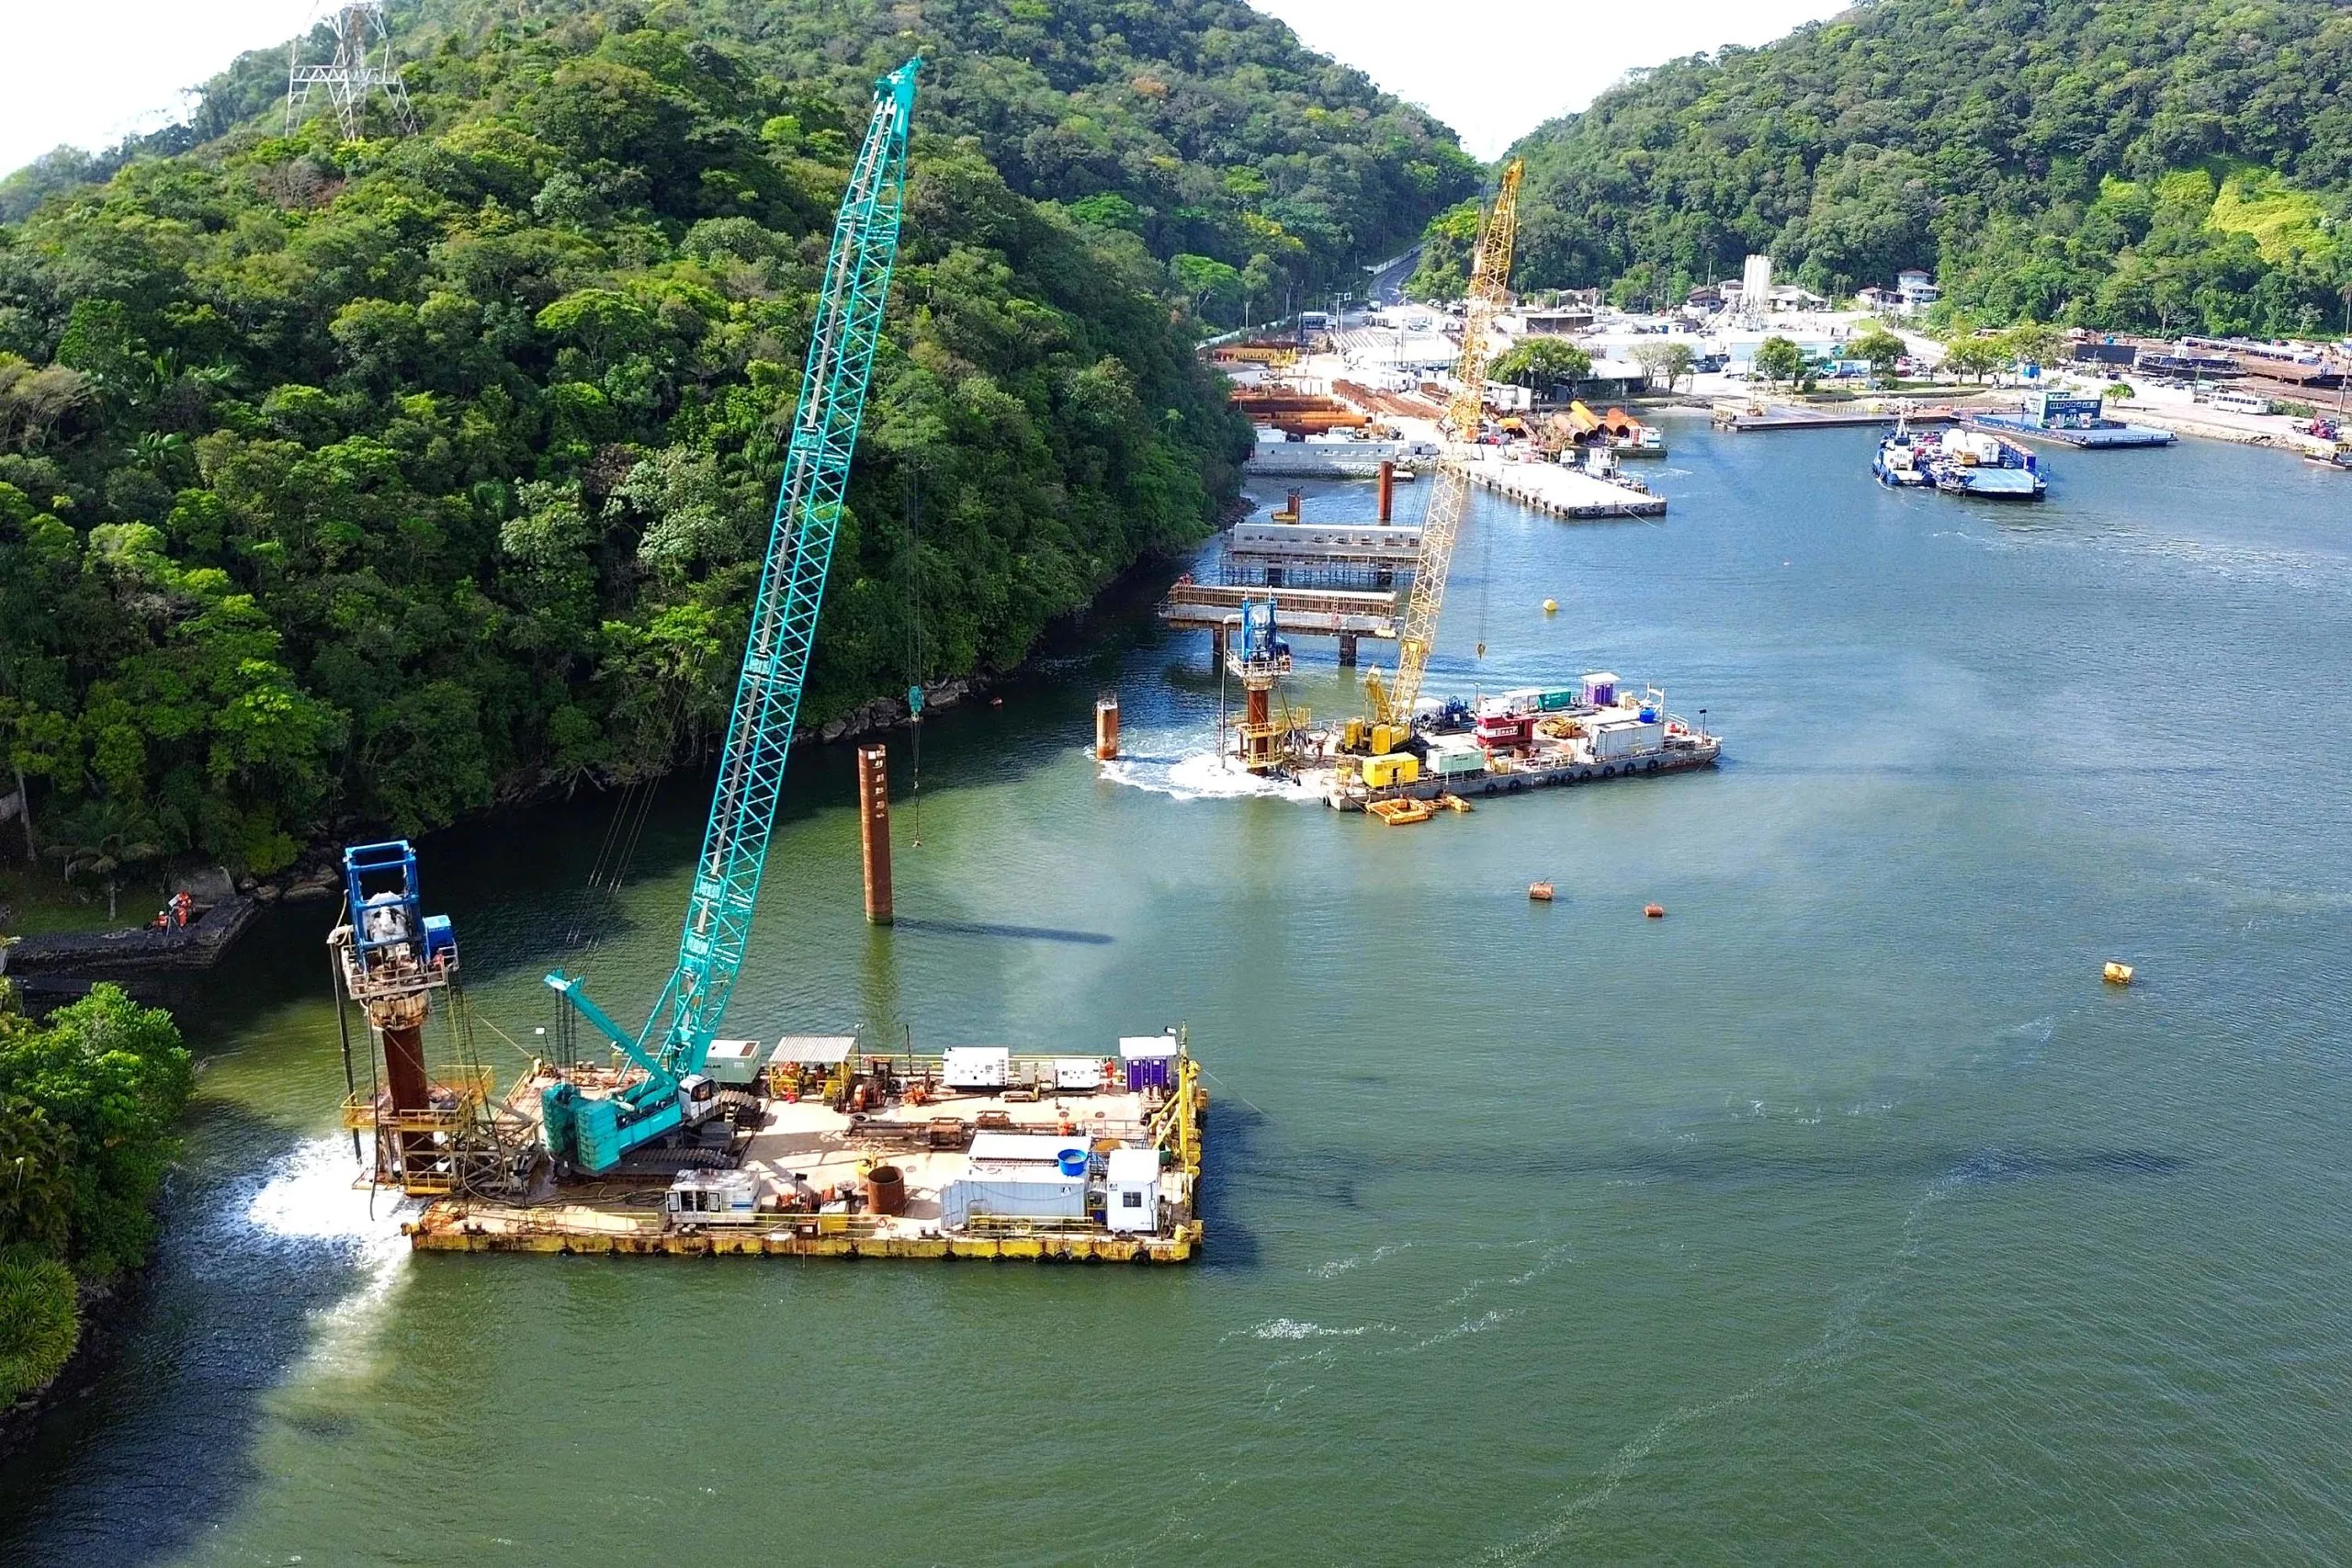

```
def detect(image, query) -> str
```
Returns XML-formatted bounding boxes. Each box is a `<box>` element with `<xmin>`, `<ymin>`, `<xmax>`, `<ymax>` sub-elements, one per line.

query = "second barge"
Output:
<box><xmin>1222</xmin><ymin>668</ymin><xmax>1721</xmax><ymax>819</ymax></box>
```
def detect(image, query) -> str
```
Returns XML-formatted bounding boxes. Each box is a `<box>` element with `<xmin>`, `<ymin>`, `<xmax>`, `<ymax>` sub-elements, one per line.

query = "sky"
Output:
<box><xmin>1</xmin><ymin>0</ymin><xmax>1852</xmax><ymax>177</ymax></box>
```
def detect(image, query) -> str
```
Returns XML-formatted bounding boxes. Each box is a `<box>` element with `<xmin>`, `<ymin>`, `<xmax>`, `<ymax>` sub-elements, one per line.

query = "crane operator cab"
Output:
<box><xmin>676</xmin><ymin>1073</ymin><xmax>721</xmax><ymax>1127</ymax></box>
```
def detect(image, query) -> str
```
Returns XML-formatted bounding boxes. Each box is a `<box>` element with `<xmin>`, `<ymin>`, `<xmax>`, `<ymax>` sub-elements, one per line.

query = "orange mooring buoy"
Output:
<box><xmin>1529</xmin><ymin>881</ymin><xmax>1555</xmax><ymax>902</ymax></box>
<box><xmin>1644</xmin><ymin>903</ymin><xmax>1666</xmax><ymax>919</ymax></box>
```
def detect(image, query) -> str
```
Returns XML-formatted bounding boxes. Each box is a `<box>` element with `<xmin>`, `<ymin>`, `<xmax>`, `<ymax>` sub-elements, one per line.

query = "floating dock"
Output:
<box><xmin>1714</xmin><ymin>401</ymin><xmax>1962</xmax><ymax>433</ymax></box>
<box><xmin>401</xmin><ymin>1039</ymin><xmax>1208</xmax><ymax>1262</ymax></box>
<box><xmin>1462</xmin><ymin>454</ymin><xmax>1667</xmax><ymax>519</ymax></box>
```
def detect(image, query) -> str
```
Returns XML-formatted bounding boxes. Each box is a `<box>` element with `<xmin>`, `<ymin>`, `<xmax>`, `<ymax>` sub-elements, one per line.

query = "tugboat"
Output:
<box><xmin>1874</xmin><ymin>419</ymin><xmax>1933</xmax><ymax>486</ymax></box>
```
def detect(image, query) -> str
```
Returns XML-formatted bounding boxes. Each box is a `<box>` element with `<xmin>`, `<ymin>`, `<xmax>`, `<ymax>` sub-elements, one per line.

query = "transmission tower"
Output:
<box><xmin>286</xmin><ymin>0</ymin><xmax>416</xmax><ymax>140</ymax></box>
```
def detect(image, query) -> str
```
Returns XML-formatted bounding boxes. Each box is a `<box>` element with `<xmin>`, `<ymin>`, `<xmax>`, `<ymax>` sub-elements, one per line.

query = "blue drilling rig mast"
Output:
<box><xmin>540</xmin><ymin>59</ymin><xmax>921</xmax><ymax>1175</ymax></box>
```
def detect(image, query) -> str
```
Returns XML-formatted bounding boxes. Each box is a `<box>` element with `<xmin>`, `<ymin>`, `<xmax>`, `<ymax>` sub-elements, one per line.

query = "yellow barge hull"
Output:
<box><xmin>406</xmin><ymin>1215</ymin><xmax>1202</xmax><ymax>1262</ymax></box>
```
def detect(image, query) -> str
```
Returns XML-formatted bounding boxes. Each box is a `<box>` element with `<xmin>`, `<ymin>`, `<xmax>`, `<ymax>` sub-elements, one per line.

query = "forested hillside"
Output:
<box><xmin>1497</xmin><ymin>0</ymin><xmax>2352</xmax><ymax>334</ymax></box>
<box><xmin>0</xmin><ymin>1</ymin><xmax>1473</xmax><ymax>876</ymax></box>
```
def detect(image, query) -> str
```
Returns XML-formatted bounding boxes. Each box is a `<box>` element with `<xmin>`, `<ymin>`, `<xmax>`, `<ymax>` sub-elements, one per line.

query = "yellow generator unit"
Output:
<box><xmin>1368</xmin><ymin>723</ymin><xmax>1405</xmax><ymax>756</ymax></box>
<box><xmin>1363</xmin><ymin>752</ymin><xmax>1420</xmax><ymax>789</ymax></box>
<box><xmin>1341</xmin><ymin>717</ymin><xmax>1366</xmax><ymax>751</ymax></box>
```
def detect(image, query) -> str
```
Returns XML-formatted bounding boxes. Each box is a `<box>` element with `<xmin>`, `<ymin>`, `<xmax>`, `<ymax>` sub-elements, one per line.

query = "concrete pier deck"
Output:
<box><xmin>1159</xmin><ymin>581</ymin><xmax>1399</xmax><ymax>642</ymax></box>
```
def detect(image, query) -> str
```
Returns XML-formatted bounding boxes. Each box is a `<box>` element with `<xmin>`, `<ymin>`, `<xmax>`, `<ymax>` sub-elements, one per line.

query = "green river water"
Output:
<box><xmin>5</xmin><ymin>419</ymin><xmax>2350</xmax><ymax>1565</ymax></box>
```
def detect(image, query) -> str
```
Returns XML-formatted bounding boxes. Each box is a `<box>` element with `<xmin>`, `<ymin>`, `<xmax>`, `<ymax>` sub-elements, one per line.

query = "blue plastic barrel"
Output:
<box><xmin>1057</xmin><ymin>1148</ymin><xmax>1088</xmax><ymax>1176</ymax></box>
<box><xmin>1638</xmin><ymin>707</ymin><xmax>1657</xmax><ymax>724</ymax></box>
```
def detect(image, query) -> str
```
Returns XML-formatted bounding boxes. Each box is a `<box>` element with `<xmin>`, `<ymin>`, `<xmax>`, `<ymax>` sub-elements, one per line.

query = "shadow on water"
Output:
<box><xmin>888</xmin><ymin>918</ymin><xmax>1114</xmax><ymax>946</ymax></box>
<box><xmin>0</xmin><ymin>1103</ymin><xmax>386</xmax><ymax>1568</ymax></box>
<box><xmin>1196</xmin><ymin>1094</ymin><xmax>1269</xmax><ymax>1271</ymax></box>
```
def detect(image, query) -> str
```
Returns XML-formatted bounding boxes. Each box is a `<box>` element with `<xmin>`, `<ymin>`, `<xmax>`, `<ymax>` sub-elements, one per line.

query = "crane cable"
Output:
<box><xmin>561</xmin><ymin>645</ymin><xmax>707</xmax><ymax>953</ymax></box>
<box><xmin>903</xmin><ymin>464</ymin><xmax>924</xmax><ymax>849</ymax></box>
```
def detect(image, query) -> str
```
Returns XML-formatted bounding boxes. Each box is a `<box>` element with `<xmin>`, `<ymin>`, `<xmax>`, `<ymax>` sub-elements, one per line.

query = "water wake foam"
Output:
<box><xmin>244</xmin><ymin>1135</ymin><xmax>417</xmax><ymax>1381</ymax></box>
<box><xmin>1097</xmin><ymin>747</ymin><xmax>1321</xmax><ymax>805</ymax></box>
<box><xmin>1250</xmin><ymin>1317</ymin><xmax>1392</xmax><ymax>1341</ymax></box>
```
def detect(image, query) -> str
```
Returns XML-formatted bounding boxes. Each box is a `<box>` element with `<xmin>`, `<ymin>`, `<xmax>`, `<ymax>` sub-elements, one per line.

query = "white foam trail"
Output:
<box><xmin>1098</xmin><ymin>747</ymin><xmax>1322</xmax><ymax>805</ymax></box>
<box><xmin>1250</xmin><ymin>1317</ymin><xmax>1391</xmax><ymax>1341</ymax></box>
<box><xmin>245</xmin><ymin>1135</ymin><xmax>416</xmax><ymax>1381</ymax></box>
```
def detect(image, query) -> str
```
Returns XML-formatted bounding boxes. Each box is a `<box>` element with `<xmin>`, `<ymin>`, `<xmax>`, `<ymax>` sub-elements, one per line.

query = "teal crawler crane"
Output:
<box><xmin>539</xmin><ymin>59</ymin><xmax>921</xmax><ymax>1176</ymax></box>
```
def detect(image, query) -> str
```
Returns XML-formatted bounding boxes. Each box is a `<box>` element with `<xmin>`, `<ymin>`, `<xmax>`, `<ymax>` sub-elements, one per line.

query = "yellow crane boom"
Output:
<box><xmin>1368</xmin><ymin>159</ymin><xmax>1523</xmax><ymax>727</ymax></box>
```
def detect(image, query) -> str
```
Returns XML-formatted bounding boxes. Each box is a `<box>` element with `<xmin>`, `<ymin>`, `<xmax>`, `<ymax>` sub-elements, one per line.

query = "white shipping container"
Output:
<box><xmin>941</xmin><ymin>1172</ymin><xmax>1087</xmax><ymax>1230</ymax></box>
<box><xmin>1591</xmin><ymin>720</ymin><xmax>1666</xmax><ymax>761</ymax></box>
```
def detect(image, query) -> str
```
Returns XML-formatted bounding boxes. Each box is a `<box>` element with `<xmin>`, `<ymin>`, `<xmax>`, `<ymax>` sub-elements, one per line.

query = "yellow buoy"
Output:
<box><xmin>1543</xmin><ymin>598</ymin><xmax>1558</xmax><ymax>614</ymax></box>
<box><xmin>2102</xmin><ymin>961</ymin><xmax>2134</xmax><ymax>986</ymax></box>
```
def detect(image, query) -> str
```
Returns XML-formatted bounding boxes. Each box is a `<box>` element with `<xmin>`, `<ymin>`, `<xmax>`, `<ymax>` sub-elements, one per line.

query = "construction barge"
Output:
<box><xmin>330</xmin><ymin>64</ymin><xmax>1215</xmax><ymax>1268</ymax></box>
<box><xmin>1216</xmin><ymin>645</ymin><xmax>1721</xmax><ymax>820</ymax></box>
<box><xmin>388</xmin><ymin>1036</ymin><xmax>1207</xmax><ymax>1261</ymax></box>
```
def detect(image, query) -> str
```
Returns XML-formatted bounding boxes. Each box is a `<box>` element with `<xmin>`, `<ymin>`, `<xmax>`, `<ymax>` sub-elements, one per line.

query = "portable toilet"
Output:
<box><xmin>1119</xmin><ymin>1034</ymin><xmax>1180</xmax><ymax>1092</ymax></box>
<box><xmin>1104</xmin><ymin>1148</ymin><xmax>1160</xmax><ymax>1233</ymax></box>
<box><xmin>1582</xmin><ymin>671</ymin><xmax>1619</xmax><ymax>708</ymax></box>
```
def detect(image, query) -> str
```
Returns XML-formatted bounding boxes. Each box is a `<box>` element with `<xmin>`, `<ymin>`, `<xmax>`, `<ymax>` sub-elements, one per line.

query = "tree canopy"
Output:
<box><xmin>0</xmin><ymin>1</ymin><xmax>1473</xmax><ymax>873</ymax></box>
<box><xmin>1491</xmin><ymin>338</ymin><xmax>1592</xmax><ymax>389</ymax></box>
<box><xmin>1490</xmin><ymin>0</ymin><xmax>2352</xmax><ymax>335</ymax></box>
<box><xmin>0</xmin><ymin>984</ymin><xmax>190</xmax><ymax>1403</ymax></box>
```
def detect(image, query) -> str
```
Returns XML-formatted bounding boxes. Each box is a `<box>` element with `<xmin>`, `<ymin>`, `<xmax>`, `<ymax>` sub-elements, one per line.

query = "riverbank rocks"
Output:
<box><xmin>172</xmin><ymin>867</ymin><xmax>236</xmax><ymax>904</ymax></box>
<box><xmin>814</xmin><ymin>678</ymin><xmax>985</xmax><ymax>744</ymax></box>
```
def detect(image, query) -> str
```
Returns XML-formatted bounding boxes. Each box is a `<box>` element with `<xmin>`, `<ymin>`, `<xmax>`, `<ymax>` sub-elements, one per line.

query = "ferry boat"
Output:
<box><xmin>1876</xmin><ymin>423</ymin><xmax>2045</xmax><ymax>499</ymax></box>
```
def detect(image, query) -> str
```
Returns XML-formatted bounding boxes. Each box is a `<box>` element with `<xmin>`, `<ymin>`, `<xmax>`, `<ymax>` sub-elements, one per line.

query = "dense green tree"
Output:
<box><xmin>0</xmin><ymin>985</ymin><xmax>190</xmax><ymax>1402</ymax></box>
<box><xmin>1753</xmin><ymin>336</ymin><xmax>1805</xmax><ymax>389</ymax></box>
<box><xmin>1848</xmin><ymin>327</ymin><xmax>1906</xmax><ymax>384</ymax></box>
<box><xmin>1491</xmin><ymin>339</ymin><xmax>1592</xmax><ymax>390</ymax></box>
<box><xmin>1940</xmin><ymin>336</ymin><xmax>2007</xmax><ymax>383</ymax></box>
<box><xmin>0</xmin><ymin>0</ymin><xmax>1479</xmax><ymax>870</ymax></box>
<box><xmin>1479</xmin><ymin>0</ymin><xmax>2352</xmax><ymax>336</ymax></box>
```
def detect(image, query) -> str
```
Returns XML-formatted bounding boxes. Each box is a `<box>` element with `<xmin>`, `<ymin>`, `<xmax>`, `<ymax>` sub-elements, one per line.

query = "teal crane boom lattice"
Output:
<box><xmin>538</xmin><ymin>59</ymin><xmax>921</xmax><ymax>1175</ymax></box>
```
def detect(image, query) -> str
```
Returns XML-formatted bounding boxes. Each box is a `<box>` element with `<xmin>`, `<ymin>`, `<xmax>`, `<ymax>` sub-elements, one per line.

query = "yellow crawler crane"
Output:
<box><xmin>1361</xmin><ymin>159</ymin><xmax>1523</xmax><ymax>738</ymax></box>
